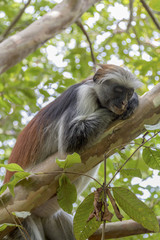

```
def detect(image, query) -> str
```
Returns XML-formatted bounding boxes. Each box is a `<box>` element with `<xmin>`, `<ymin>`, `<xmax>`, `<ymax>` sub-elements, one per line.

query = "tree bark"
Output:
<box><xmin>0</xmin><ymin>0</ymin><xmax>99</xmax><ymax>74</ymax></box>
<box><xmin>0</xmin><ymin>83</ymin><xmax>160</xmax><ymax>238</ymax></box>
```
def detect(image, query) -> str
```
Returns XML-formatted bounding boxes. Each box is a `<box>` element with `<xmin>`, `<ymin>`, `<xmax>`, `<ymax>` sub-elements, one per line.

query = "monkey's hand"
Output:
<box><xmin>120</xmin><ymin>92</ymin><xmax>139</xmax><ymax>120</ymax></box>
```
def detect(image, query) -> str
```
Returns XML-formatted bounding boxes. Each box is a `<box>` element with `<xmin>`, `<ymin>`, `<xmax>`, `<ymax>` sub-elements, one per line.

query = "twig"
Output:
<box><xmin>127</xmin><ymin>0</ymin><xmax>134</xmax><ymax>31</ymax></box>
<box><xmin>0</xmin><ymin>0</ymin><xmax>32</xmax><ymax>42</ymax></box>
<box><xmin>15</xmin><ymin>217</ymin><xmax>32</xmax><ymax>240</ymax></box>
<box><xmin>140</xmin><ymin>0</ymin><xmax>160</xmax><ymax>31</ymax></box>
<box><xmin>35</xmin><ymin>169</ymin><xmax>102</xmax><ymax>186</ymax></box>
<box><xmin>107</xmin><ymin>131</ymin><xmax>160</xmax><ymax>187</ymax></box>
<box><xmin>76</xmin><ymin>19</ymin><xmax>96</xmax><ymax>71</ymax></box>
<box><xmin>101</xmin><ymin>154</ymin><xmax>107</xmax><ymax>240</ymax></box>
<box><xmin>0</xmin><ymin>199</ymin><xmax>28</xmax><ymax>240</ymax></box>
<box><xmin>132</xmin><ymin>26</ymin><xmax>157</xmax><ymax>48</ymax></box>
<box><xmin>132</xmin><ymin>27</ymin><xmax>141</xmax><ymax>46</ymax></box>
<box><xmin>142</xmin><ymin>131</ymin><xmax>149</xmax><ymax>143</ymax></box>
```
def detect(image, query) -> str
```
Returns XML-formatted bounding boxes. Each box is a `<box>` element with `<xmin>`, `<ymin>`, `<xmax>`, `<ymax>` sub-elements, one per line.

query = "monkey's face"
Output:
<box><xmin>108</xmin><ymin>86</ymin><xmax>134</xmax><ymax>115</ymax></box>
<box><xmin>97</xmin><ymin>83</ymin><xmax>134</xmax><ymax>115</ymax></box>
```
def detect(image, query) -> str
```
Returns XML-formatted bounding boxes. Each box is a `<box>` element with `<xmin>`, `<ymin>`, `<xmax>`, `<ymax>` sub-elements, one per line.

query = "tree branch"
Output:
<box><xmin>127</xmin><ymin>0</ymin><xmax>134</xmax><ymax>32</ymax></box>
<box><xmin>0</xmin><ymin>0</ymin><xmax>99</xmax><ymax>75</ymax></box>
<box><xmin>140</xmin><ymin>0</ymin><xmax>160</xmax><ymax>30</ymax></box>
<box><xmin>76</xmin><ymin>19</ymin><xmax>96</xmax><ymax>71</ymax></box>
<box><xmin>0</xmin><ymin>0</ymin><xmax>32</xmax><ymax>43</ymax></box>
<box><xmin>89</xmin><ymin>217</ymin><xmax>160</xmax><ymax>239</ymax></box>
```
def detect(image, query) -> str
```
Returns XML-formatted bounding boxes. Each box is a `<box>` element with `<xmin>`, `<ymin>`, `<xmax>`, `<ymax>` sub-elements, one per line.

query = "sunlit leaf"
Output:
<box><xmin>0</xmin><ymin>163</ymin><xmax>24</xmax><ymax>172</ymax></box>
<box><xmin>0</xmin><ymin>223</ymin><xmax>20</xmax><ymax>232</ymax></box>
<box><xmin>113</xmin><ymin>187</ymin><xmax>159</xmax><ymax>232</ymax></box>
<box><xmin>12</xmin><ymin>211</ymin><xmax>31</xmax><ymax>219</ymax></box>
<box><xmin>143</xmin><ymin>148</ymin><xmax>160</xmax><ymax>170</ymax></box>
<box><xmin>56</xmin><ymin>153</ymin><xmax>81</xmax><ymax>169</ymax></box>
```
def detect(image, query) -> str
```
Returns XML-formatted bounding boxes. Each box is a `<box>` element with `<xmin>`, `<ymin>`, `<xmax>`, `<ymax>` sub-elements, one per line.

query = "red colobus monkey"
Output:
<box><xmin>5</xmin><ymin>64</ymin><xmax>142</xmax><ymax>240</ymax></box>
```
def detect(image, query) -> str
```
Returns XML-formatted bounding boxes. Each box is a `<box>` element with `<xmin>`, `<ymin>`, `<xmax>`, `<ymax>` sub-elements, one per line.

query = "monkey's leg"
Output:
<box><xmin>5</xmin><ymin>216</ymin><xmax>46</xmax><ymax>240</ymax></box>
<box><xmin>42</xmin><ymin>210</ymin><xmax>76</xmax><ymax>240</ymax></box>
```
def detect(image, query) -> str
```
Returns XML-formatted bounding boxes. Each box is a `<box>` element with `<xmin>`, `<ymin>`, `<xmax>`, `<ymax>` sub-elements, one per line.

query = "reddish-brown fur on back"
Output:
<box><xmin>4</xmin><ymin>117</ymin><xmax>42</xmax><ymax>183</ymax></box>
<box><xmin>4</xmin><ymin>81</ymin><xmax>84</xmax><ymax>183</ymax></box>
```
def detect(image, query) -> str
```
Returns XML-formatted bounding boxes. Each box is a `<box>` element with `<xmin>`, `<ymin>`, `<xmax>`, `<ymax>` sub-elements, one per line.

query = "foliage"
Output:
<box><xmin>0</xmin><ymin>0</ymin><xmax>160</xmax><ymax>239</ymax></box>
<box><xmin>57</xmin><ymin>174</ymin><xmax>77</xmax><ymax>214</ymax></box>
<box><xmin>149</xmin><ymin>0</ymin><xmax>160</xmax><ymax>11</ymax></box>
<box><xmin>0</xmin><ymin>164</ymin><xmax>30</xmax><ymax>196</ymax></box>
<box><xmin>113</xmin><ymin>187</ymin><xmax>159</xmax><ymax>232</ymax></box>
<box><xmin>73</xmin><ymin>193</ymin><xmax>101</xmax><ymax>240</ymax></box>
<box><xmin>56</xmin><ymin>152</ymin><xmax>81</xmax><ymax>169</ymax></box>
<box><xmin>56</xmin><ymin>153</ymin><xmax>82</xmax><ymax>213</ymax></box>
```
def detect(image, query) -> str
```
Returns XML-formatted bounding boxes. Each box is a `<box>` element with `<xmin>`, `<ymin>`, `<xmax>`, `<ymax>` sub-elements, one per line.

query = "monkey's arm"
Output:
<box><xmin>121</xmin><ymin>92</ymin><xmax>139</xmax><ymax>120</ymax></box>
<box><xmin>61</xmin><ymin>109</ymin><xmax>116</xmax><ymax>153</ymax></box>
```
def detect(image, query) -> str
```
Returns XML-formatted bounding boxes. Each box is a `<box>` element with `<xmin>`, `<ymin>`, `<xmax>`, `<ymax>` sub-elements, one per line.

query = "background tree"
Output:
<box><xmin>0</xmin><ymin>0</ymin><xmax>160</xmax><ymax>239</ymax></box>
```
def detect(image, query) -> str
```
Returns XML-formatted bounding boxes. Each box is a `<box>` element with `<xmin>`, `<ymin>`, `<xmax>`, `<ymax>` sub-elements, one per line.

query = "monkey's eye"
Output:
<box><xmin>128</xmin><ymin>89</ymin><xmax>134</xmax><ymax>98</ymax></box>
<box><xmin>114</xmin><ymin>87</ymin><xmax>123</xmax><ymax>93</ymax></box>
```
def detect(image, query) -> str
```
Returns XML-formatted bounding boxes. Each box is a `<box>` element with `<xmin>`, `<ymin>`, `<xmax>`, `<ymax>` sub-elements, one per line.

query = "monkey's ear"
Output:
<box><xmin>93</xmin><ymin>73</ymin><xmax>97</xmax><ymax>82</ymax></box>
<box><xmin>93</xmin><ymin>65</ymin><xmax>104</xmax><ymax>83</ymax></box>
<box><xmin>93</xmin><ymin>71</ymin><xmax>101</xmax><ymax>83</ymax></box>
<box><xmin>95</xmin><ymin>64</ymin><xmax>103</xmax><ymax>71</ymax></box>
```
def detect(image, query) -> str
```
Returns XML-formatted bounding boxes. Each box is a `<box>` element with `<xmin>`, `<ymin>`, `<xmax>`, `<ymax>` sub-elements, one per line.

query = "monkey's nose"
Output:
<box><xmin>121</xmin><ymin>101</ymin><xmax>127</xmax><ymax>110</ymax></box>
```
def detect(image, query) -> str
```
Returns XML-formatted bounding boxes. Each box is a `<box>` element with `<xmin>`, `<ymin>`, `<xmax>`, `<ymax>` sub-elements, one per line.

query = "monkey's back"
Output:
<box><xmin>4</xmin><ymin>81</ymin><xmax>84</xmax><ymax>183</ymax></box>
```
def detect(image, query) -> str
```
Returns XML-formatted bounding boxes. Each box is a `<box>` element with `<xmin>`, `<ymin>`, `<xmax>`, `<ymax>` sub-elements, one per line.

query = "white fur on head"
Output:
<box><xmin>94</xmin><ymin>64</ymin><xmax>142</xmax><ymax>89</ymax></box>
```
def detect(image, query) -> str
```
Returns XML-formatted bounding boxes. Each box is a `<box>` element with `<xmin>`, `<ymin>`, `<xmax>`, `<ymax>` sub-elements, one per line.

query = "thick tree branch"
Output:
<box><xmin>0</xmin><ymin>0</ymin><xmax>31</xmax><ymax>43</ymax></box>
<box><xmin>0</xmin><ymin>0</ymin><xmax>99</xmax><ymax>74</ymax></box>
<box><xmin>89</xmin><ymin>217</ymin><xmax>160</xmax><ymax>239</ymax></box>
<box><xmin>0</xmin><ymin>83</ymin><xmax>160</xmax><ymax>238</ymax></box>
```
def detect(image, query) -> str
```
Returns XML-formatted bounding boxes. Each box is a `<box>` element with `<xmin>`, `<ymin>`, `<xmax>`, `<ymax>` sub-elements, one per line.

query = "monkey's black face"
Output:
<box><xmin>98</xmin><ymin>83</ymin><xmax>134</xmax><ymax>115</ymax></box>
<box><xmin>108</xmin><ymin>86</ymin><xmax>134</xmax><ymax>115</ymax></box>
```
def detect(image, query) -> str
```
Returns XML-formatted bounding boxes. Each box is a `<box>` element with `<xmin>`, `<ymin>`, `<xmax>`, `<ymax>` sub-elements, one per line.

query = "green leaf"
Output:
<box><xmin>20</xmin><ymin>88</ymin><xmax>35</xmax><ymax>99</ymax></box>
<box><xmin>0</xmin><ymin>163</ymin><xmax>24</xmax><ymax>172</ymax></box>
<box><xmin>0</xmin><ymin>83</ymin><xmax>4</xmax><ymax>91</ymax></box>
<box><xmin>121</xmin><ymin>168</ymin><xmax>142</xmax><ymax>178</ymax></box>
<box><xmin>57</xmin><ymin>174</ymin><xmax>77</xmax><ymax>214</ymax></box>
<box><xmin>8</xmin><ymin>172</ymin><xmax>31</xmax><ymax>196</ymax></box>
<box><xmin>113</xmin><ymin>187</ymin><xmax>159</xmax><ymax>232</ymax></box>
<box><xmin>118</xmin><ymin>152</ymin><xmax>128</xmax><ymax>161</ymax></box>
<box><xmin>12</xmin><ymin>211</ymin><xmax>31</xmax><ymax>219</ymax></box>
<box><xmin>144</xmin><ymin>122</ymin><xmax>160</xmax><ymax>131</ymax></box>
<box><xmin>0</xmin><ymin>184</ymin><xmax>7</xmax><ymax>195</ymax></box>
<box><xmin>39</xmin><ymin>89</ymin><xmax>50</xmax><ymax>97</ymax></box>
<box><xmin>149</xmin><ymin>0</ymin><xmax>160</xmax><ymax>10</ymax></box>
<box><xmin>6</xmin><ymin>94</ymin><xmax>23</xmax><ymax>105</ymax></box>
<box><xmin>0</xmin><ymin>98</ymin><xmax>11</xmax><ymax>113</ymax></box>
<box><xmin>142</xmin><ymin>148</ymin><xmax>160</xmax><ymax>170</ymax></box>
<box><xmin>0</xmin><ymin>223</ymin><xmax>20</xmax><ymax>231</ymax></box>
<box><xmin>73</xmin><ymin>193</ymin><xmax>101</xmax><ymax>240</ymax></box>
<box><xmin>56</xmin><ymin>153</ymin><xmax>81</xmax><ymax>169</ymax></box>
